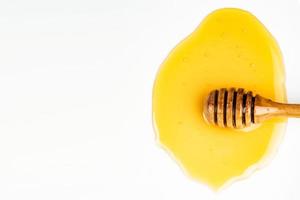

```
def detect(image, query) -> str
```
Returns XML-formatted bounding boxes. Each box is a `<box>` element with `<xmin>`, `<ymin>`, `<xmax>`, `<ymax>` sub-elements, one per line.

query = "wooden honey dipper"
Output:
<box><xmin>203</xmin><ymin>88</ymin><xmax>300</xmax><ymax>129</ymax></box>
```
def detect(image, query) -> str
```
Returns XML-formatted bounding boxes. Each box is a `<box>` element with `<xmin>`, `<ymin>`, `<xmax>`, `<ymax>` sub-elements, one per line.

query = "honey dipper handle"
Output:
<box><xmin>255</xmin><ymin>95</ymin><xmax>300</xmax><ymax>123</ymax></box>
<box><xmin>276</xmin><ymin>103</ymin><xmax>300</xmax><ymax>117</ymax></box>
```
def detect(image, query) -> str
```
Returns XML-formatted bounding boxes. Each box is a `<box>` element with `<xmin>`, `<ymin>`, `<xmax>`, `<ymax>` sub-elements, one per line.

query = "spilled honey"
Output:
<box><xmin>152</xmin><ymin>8</ymin><xmax>286</xmax><ymax>189</ymax></box>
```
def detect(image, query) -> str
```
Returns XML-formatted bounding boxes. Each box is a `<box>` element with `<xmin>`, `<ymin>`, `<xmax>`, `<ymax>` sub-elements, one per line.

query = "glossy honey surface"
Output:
<box><xmin>152</xmin><ymin>8</ymin><xmax>286</xmax><ymax>189</ymax></box>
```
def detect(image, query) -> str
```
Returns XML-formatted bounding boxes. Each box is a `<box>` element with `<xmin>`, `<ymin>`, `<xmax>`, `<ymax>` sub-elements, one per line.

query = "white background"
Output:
<box><xmin>0</xmin><ymin>0</ymin><xmax>299</xmax><ymax>199</ymax></box>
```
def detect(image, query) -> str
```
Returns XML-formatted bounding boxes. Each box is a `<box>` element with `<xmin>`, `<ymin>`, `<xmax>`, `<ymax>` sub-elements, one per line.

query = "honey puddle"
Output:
<box><xmin>152</xmin><ymin>8</ymin><xmax>286</xmax><ymax>190</ymax></box>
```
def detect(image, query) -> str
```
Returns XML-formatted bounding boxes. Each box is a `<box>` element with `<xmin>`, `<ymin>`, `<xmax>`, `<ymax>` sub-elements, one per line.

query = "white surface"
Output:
<box><xmin>0</xmin><ymin>0</ymin><xmax>299</xmax><ymax>199</ymax></box>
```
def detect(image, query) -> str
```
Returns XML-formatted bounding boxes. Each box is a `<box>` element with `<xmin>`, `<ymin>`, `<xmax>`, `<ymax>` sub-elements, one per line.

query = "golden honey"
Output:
<box><xmin>152</xmin><ymin>8</ymin><xmax>286</xmax><ymax>189</ymax></box>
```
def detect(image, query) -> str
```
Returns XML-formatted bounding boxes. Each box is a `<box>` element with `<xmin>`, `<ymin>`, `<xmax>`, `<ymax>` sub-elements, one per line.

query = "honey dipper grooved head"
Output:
<box><xmin>203</xmin><ymin>88</ymin><xmax>255</xmax><ymax>129</ymax></box>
